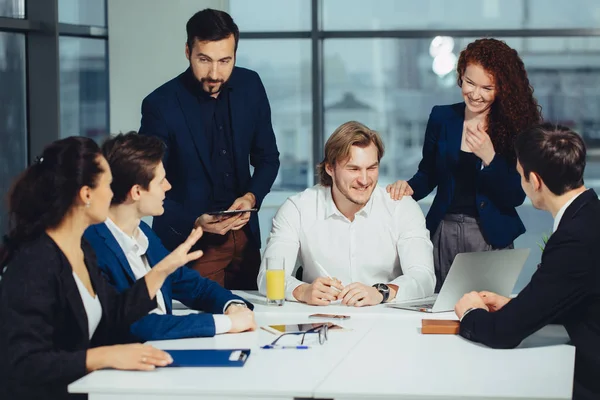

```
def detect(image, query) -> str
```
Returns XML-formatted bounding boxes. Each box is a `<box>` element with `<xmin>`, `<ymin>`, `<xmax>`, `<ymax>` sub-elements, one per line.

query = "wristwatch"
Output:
<box><xmin>372</xmin><ymin>283</ymin><xmax>390</xmax><ymax>303</ymax></box>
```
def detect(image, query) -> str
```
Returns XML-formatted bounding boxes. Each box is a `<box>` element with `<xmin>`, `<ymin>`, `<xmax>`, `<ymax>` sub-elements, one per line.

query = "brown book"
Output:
<box><xmin>421</xmin><ymin>319</ymin><xmax>460</xmax><ymax>334</ymax></box>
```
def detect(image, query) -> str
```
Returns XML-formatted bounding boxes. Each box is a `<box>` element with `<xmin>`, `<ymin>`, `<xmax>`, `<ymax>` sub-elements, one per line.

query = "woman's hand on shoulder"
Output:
<box><xmin>386</xmin><ymin>180</ymin><xmax>414</xmax><ymax>200</ymax></box>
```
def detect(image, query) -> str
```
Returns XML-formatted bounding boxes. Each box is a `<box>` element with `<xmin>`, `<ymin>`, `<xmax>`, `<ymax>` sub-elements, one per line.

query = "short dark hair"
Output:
<box><xmin>515</xmin><ymin>123</ymin><xmax>586</xmax><ymax>196</ymax></box>
<box><xmin>1</xmin><ymin>136</ymin><xmax>103</xmax><ymax>269</ymax></box>
<box><xmin>101</xmin><ymin>132</ymin><xmax>165</xmax><ymax>205</ymax></box>
<box><xmin>186</xmin><ymin>8</ymin><xmax>239</xmax><ymax>53</ymax></box>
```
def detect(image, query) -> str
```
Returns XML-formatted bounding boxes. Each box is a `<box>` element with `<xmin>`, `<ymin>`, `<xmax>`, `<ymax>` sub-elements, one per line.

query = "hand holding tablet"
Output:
<box><xmin>206</xmin><ymin>208</ymin><xmax>257</xmax><ymax>216</ymax></box>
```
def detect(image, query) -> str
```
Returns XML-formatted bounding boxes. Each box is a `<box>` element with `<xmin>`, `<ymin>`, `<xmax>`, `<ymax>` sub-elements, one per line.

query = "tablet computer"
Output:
<box><xmin>206</xmin><ymin>208</ymin><xmax>257</xmax><ymax>216</ymax></box>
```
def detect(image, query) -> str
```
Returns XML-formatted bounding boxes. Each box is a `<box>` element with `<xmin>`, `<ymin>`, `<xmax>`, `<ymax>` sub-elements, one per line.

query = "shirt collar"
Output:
<box><xmin>360</xmin><ymin>189</ymin><xmax>376</xmax><ymax>217</ymax></box>
<box><xmin>323</xmin><ymin>185</ymin><xmax>375</xmax><ymax>220</ymax></box>
<box><xmin>553</xmin><ymin>190</ymin><xmax>586</xmax><ymax>232</ymax></box>
<box><xmin>105</xmin><ymin>217</ymin><xmax>149</xmax><ymax>257</ymax></box>
<box><xmin>324</xmin><ymin>186</ymin><xmax>341</xmax><ymax>218</ymax></box>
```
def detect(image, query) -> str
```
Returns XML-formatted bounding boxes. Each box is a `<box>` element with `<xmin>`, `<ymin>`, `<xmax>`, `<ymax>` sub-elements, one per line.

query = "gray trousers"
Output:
<box><xmin>432</xmin><ymin>214</ymin><xmax>513</xmax><ymax>293</ymax></box>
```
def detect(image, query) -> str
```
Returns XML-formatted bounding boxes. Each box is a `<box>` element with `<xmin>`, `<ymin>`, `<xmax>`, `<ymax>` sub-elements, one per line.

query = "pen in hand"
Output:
<box><xmin>314</xmin><ymin>260</ymin><xmax>343</xmax><ymax>293</ymax></box>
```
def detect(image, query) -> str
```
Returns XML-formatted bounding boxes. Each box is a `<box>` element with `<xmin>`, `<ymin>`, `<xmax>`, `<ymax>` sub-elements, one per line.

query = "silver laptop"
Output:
<box><xmin>388</xmin><ymin>248</ymin><xmax>530</xmax><ymax>313</ymax></box>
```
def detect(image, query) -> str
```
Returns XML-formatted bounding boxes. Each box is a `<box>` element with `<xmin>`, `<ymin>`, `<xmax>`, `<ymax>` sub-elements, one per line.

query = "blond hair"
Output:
<box><xmin>317</xmin><ymin>121</ymin><xmax>385</xmax><ymax>187</ymax></box>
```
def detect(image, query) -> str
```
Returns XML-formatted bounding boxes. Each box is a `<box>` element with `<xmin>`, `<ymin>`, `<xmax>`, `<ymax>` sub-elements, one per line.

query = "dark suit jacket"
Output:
<box><xmin>84</xmin><ymin>221</ymin><xmax>252</xmax><ymax>341</ymax></box>
<box><xmin>408</xmin><ymin>103</ymin><xmax>526</xmax><ymax>248</ymax></box>
<box><xmin>139</xmin><ymin>67</ymin><xmax>280</xmax><ymax>251</ymax></box>
<box><xmin>0</xmin><ymin>234</ymin><xmax>157</xmax><ymax>400</ymax></box>
<box><xmin>460</xmin><ymin>189</ymin><xmax>600</xmax><ymax>399</ymax></box>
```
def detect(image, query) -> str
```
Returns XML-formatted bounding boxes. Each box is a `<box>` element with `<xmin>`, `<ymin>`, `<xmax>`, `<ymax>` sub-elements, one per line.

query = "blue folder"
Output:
<box><xmin>164</xmin><ymin>349</ymin><xmax>251</xmax><ymax>367</ymax></box>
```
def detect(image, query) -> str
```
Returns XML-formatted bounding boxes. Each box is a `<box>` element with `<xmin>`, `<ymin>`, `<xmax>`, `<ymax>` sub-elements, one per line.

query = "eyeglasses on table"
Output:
<box><xmin>261</xmin><ymin>324</ymin><xmax>329</xmax><ymax>349</ymax></box>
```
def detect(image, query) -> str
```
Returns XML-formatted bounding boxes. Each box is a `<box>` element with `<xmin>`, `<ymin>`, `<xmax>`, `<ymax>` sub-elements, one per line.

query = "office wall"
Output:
<box><xmin>107</xmin><ymin>0</ymin><xmax>228</xmax><ymax>134</ymax></box>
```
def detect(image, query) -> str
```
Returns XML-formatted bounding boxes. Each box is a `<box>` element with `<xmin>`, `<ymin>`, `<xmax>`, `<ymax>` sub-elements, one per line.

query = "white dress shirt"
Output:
<box><xmin>72</xmin><ymin>272</ymin><xmax>102</xmax><ymax>340</ymax></box>
<box><xmin>104</xmin><ymin>218</ymin><xmax>232</xmax><ymax>334</ymax></box>
<box><xmin>553</xmin><ymin>190</ymin><xmax>586</xmax><ymax>233</ymax></box>
<box><xmin>257</xmin><ymin>185</ymin><xmax>436</xmax><ymax>301</ymax></box>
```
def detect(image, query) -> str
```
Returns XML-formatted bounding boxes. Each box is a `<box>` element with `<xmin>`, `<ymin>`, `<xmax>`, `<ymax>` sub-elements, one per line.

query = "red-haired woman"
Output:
<box><xmin>387</xmin><ymin>38</ymin><xmax>542</xmax><ymax>292</ymax></box>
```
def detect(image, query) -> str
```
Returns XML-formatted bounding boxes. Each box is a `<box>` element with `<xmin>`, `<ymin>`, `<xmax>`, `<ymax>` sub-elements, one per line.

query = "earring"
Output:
<box><xmin>85</xmin><ymin>201</ymin><xmax>91</xmax><ymax>208</ymax></box>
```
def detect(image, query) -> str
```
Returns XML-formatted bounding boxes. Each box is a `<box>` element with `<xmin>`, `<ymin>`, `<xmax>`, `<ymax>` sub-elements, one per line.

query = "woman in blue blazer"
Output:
<box><xmin>388</xmin><ymin>39</ymin><xmax>542</xmax><ymax>291</ymax></box>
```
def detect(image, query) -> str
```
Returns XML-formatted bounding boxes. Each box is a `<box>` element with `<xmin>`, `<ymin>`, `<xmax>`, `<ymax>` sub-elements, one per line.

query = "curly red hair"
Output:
<box><xmin>457</xmin><ymin>38</ymin><xmax>542</xmax><ymax>158</ymax></box>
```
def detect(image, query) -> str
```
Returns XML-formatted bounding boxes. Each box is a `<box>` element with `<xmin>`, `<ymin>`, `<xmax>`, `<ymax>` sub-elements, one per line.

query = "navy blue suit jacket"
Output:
<box><xmin>84</xmin><ymin>221</ymin><xmax>252</xmax><ymax>341</ymax></box>
<box><xmin>139</xmin><ymin>67</ymin><xmax>280</xmax><ymax>251</ymax></box>
<box><xmin>407</xmin><ymin>103</ymin><xmax>525</xmax><ymax>248</ymax></box>
<box><xmin>460</xmin><ymin>189</ymin><xmax>600</xmax><ymax>399</ymax></box>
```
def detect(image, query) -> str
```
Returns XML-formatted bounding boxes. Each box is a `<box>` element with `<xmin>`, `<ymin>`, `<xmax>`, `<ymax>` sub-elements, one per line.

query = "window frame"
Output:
<box><xmin>0</xmin><ymin>0</ymin><xmax>108</xmax><ymax>163</ymax></box>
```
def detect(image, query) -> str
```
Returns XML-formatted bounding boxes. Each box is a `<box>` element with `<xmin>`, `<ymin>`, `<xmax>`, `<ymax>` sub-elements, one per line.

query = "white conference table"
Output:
<box><xmin>69</xmin><ymin>291</ymin><xmax>575</xmax><ymax>400</ymax></box>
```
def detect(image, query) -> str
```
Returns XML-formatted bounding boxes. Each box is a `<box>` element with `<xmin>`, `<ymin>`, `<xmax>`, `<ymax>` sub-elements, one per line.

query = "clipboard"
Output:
<box><xmin>164</xmin><ymin>349</ymin><xmax>251</xmax><ymax>367</ymax></box>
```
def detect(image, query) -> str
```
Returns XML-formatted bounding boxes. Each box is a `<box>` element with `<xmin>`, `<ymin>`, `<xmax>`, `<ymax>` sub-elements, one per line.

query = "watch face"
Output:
<box><xmin>375</xmin><ymin>283</ymin><xmax>389</xmax><ymax>293</ymax></box>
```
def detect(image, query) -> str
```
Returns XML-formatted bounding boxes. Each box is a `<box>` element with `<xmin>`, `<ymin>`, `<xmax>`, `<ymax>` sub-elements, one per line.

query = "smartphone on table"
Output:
<box><xmin>261</xmin><ymin>322</ymin><xmax>347</xmax><ymax>335</ymax></box>
<box><xmin>308</xmin><ymin>313</ymin><xmax>351</xmax><ymax>320</ymax></box>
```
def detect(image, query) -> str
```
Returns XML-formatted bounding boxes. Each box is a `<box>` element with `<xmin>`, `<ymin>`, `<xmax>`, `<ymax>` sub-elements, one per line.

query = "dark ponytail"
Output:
<box><xmin>0</xmin><ymin>136</ymin><xmax>103</xmax><ymax>270</ymax></box>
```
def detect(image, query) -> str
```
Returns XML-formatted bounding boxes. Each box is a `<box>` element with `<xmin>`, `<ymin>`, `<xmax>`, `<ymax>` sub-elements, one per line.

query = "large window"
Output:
<box><xmin>324</xmin><ymin>36</ymin><xmax>600</xmax><ymax>187</ymax></box>
<box><xmin>0</xmin><ymin>0</ymin><xmax>24</xmax><ymax>18</ymax></box>
<box><xmin>236</xmin><ymin>39</ymin><xmax>312</xmax><ymax>191</ymax></box>
<box><xmin>324</xmin><ymin>38</ymin><xmax>462</xmax><ymax>187</ymax></box>
<box><xmin>60</xmin><ymin>37</ymin><xmax>109</xmax><ymax>141</ymax></box>
<box><xmin>230</xmin><ymin>0</ymin><xmax>310</xmax><ymax>32</ymax></box>
<box><xmin>59</xmin><ymin>0</ymin><xmax>106</xmax><ymax>27</ymax></box>
<box><xmin>322</xmin><ymin>0</ymin><xmax>600</xmax><ymax>30</ymax></box>
<box><xmin>0</xmin><ymin>32</ymin><xmax>26</xmax><ymax>235</ymax></box>
<box><xmin>0</xmin><ymin>0</ymin><xmax>107</xmax><ymax>238</ymax></box>
<box><xmin>227</xmin><ymin>0</ymin><xmax>600</xmax><ymax>289</ymax></box>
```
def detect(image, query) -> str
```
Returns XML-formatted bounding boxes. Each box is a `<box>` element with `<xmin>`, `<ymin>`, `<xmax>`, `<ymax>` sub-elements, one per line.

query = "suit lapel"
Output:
<box><xmin>542</xmin><ymin>189</ymin><xmax>597</xmax><ymax>265</ymax></box>
<box><xmin>54</xmin><ymin>243</ymin><xmax>89</xmax><ymax>340</ymax></box>
<box><xmin>96</xmin><ymin>223</ymin><xmax>137</xmax><ymax>284</ymax></box>
<box><xmin>176</xmin><ymin>71</ymin><xmax>214</xmax><ymax>182</ymax></box>
<box><xmin>556</xmin><ymin>189</ymin><xmax>597</xmax><ymax>232</ymax></box>
<box><xmin>447</xmin><ymin>103</ymin><xmax>466</xmax><ymax>168</ymax></box>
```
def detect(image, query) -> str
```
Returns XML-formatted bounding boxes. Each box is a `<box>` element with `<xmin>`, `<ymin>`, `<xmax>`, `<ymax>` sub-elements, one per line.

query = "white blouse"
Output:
<box><xmin>72</xmin><ymin>272</ymin><xmax>102</xmax><ymax>340</ymax></box>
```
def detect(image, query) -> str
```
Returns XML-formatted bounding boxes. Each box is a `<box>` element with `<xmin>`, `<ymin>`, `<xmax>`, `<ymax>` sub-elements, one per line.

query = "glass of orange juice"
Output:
<box><xmin>266</xmin><ymin>257</ymin><xmax>285</xmax><ymax>306</ymax></box>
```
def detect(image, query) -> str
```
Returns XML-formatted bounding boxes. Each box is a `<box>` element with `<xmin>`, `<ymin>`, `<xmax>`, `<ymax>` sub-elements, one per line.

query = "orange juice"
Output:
<box><xmin>266</xmin><ymin>269</ymin><xmax>285</xmax><ymax>300</ymax></box>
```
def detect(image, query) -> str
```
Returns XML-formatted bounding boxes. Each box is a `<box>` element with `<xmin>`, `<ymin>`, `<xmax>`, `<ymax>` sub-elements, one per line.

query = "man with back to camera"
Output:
<box><xmin>139</xmin><ymin>9</ymin><xmax>280</xmax><ymax>290</ymax></box>
<box><xmin>257</xmin><ymin>121</ymin><xmax>436</xmax><ymax>306</ymax></box>
<box><xmin>85</xmin><ymin>132</ymin><xmax>257</xmax><ymax>342</ymax></box>
<box><xmin>455</xmin><ymin>123</ymin><xmax>600</xmax><ymax>400</ymax></box>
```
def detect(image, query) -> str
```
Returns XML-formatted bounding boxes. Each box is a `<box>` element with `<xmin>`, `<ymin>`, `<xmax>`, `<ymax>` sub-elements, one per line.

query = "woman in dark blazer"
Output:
<box><xmin>0</xmin><ymin>137</ymin><xmax>204</xmax><ymax>400</ymax></box>
<box><xmin>387</xmin><ymin>39</ymin><xmax>542</xmax><ymax>291</ymax></box>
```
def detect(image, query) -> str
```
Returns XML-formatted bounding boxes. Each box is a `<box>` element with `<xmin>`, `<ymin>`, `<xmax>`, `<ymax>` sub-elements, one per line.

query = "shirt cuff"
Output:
<box><xmin>223</xmin><ymin>300</ymin><xmax>246</xmax><ymax>313</ymax></box>
<box><xmin>460</xmin><ymin>307</ymin><xmax>483</xmax><ymax>322</ymax></box>
<box><xmin>213</xmin><ymin>314</ymin><xmax>232</xmax><ymax>335</ymax></box>
<box><xmin>285</xmin><ymin>277</ymin><xmax>305</xmax><ymax>302</ymax></box>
